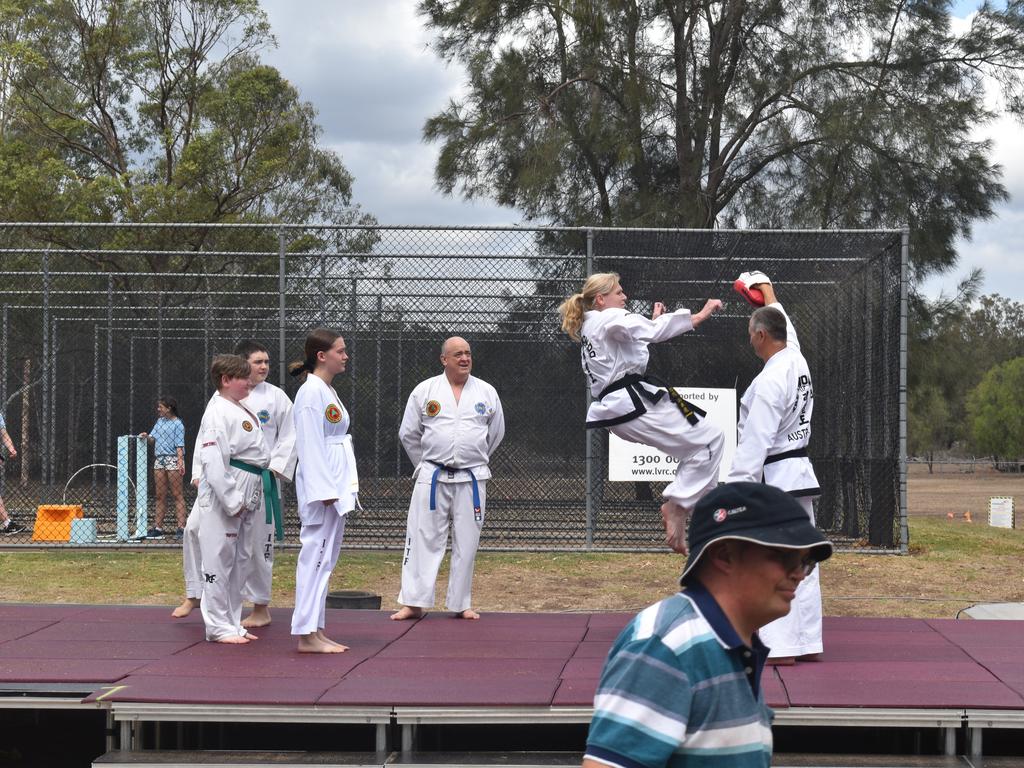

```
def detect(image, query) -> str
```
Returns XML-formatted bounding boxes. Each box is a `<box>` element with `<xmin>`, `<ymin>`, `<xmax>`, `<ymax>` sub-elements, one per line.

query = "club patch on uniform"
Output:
<box><xmin>474</xmin><ymin>402</ymin><xmax>487</xmax><ymax>415</ymax></box>
<box><xmin>425</xmin><ymin>400</ymin><xmax>441</xmax><ymax>417</ymax></box>
<box><xmin>713</xmin><ymin>508</ymin><xmax>727</xmax><ymax>523</ymax></box>
<box><xmin>325</xmin><ymin>404</ymin><xmax>342</xmax><ymax>423</ymax></box>
<box><xmin>241</xmin><ymin>420</ymin><xmax>254</xmax><ymax>432</ymax></box>
<box><xmin>202</xmin><ymin>441</ymin><xmax>217</xmax><ymax>448</ymax></box>
<box><xmin>257</xmin><ymin>409</ymin><xmax>270</xmax><ymax>424</ymax></box>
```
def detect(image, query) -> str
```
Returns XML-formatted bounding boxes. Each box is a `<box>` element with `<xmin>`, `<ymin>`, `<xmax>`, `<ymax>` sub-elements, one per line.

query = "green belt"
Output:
<box><xmin>229</xmin><ymin>459</ymin><xmax>283</xmax><ymax>542</ymax></box>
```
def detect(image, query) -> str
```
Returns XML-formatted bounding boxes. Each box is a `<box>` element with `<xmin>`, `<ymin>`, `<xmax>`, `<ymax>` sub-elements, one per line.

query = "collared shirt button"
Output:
<box><xmin>744</xmin><ymin>667</ymin><xmax>753</xmax><ymax>675</ymax></box>
<box><xmin>743</xmin><ymin>650</ymin><xmax>752</xmax><ymax>658</ymax></box>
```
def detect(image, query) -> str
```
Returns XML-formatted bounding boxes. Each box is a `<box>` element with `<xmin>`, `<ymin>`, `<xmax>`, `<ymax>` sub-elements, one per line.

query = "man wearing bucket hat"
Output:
<box><xmin>583</xmin><ymin>482</ymin><xmax>832</xmax><ymax>768</ymax></box>
<box><xmin>729</xmin><ymin>271</ymin><xmax>824</xmax><ymax>664</ymax></box>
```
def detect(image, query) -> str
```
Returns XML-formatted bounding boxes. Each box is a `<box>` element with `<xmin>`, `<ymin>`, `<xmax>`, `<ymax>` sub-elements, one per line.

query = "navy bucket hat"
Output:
<box><xmin>681</xmin><ymin>482</ymin><xmax>833</xmax><ymax>583</ymax></box>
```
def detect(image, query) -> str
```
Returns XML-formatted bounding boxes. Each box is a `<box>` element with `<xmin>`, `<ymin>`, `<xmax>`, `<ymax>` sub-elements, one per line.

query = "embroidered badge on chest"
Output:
<box><xmin>474</xmin><ymin>402</ymin><xmax>486</xmax><ymax>415</ymax></box>
<box><xmin>257</xmin><ymin>409</ymin><xmax>270</xmax><ymax>425</ymax></box>
<box><xmin>241</xmin><ymin>421</ymin><xmax>254</xmax><ymax>432</ymax></box>
<box><xmin>325</xmin><ymin>403</ymin><xmax>342</xmax><ymax>424</ymax></box>
<box><xmin>425</xmin><ymin>400</ymin><xmax>441</xmax><ymax>417</ymax></box>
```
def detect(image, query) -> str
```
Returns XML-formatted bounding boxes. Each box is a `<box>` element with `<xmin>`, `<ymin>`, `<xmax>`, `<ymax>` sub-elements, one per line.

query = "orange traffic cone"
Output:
<box><xmin>963</xmin><ymin>511</ymin><xmax>973</xmax><ymax>523</ymax></box>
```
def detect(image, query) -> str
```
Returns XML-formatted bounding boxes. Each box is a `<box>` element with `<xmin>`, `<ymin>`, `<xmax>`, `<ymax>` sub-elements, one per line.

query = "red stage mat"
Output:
<box><xmin>0</xmin><ymin>603</ymin><xmax>1018</xmax><ymax>713</ymax></box>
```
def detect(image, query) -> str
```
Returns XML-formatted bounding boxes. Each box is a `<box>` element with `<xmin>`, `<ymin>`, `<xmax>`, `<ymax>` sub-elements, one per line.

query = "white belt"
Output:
<box><xmin>324</xmin><ymin>434</ymin><xmax>351</xmax><ymax>446</ymax></box>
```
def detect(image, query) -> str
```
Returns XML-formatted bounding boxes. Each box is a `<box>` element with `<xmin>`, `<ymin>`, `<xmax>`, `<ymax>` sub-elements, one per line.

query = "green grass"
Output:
<box><xmin>2</xmin><ymin>517</ymin><xmax>1023</xmax><ymax>616</ymax></box>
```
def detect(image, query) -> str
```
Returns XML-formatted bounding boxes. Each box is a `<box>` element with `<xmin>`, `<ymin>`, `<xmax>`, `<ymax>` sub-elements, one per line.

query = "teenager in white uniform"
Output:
<box><xmin>727</xmin><ymin>271</ymin><xmax>824</xmax><ymax>663</ymax></box>
<box><xmin>391</xmin><ymin>337</ymin><xmax>504</xmax><ymax>621</ymax></box>
<box><xmin>289</xmin><ymin>328</ymin><xmax>358</xmax><ymax>653</ymax></box>
<box><xmin>195</xmin><ymin>354</ymin><xmax>272</xmax><ymax>644</ymax></box>
<box><xmin>558</xmin><ymin>272</ymin><xmax>724</xmax><ymax>553</ymax></box>
<box><xmin>173</xmin><ymin>342</ymin><xmax>297</xmax><ymax>625</ymax></box>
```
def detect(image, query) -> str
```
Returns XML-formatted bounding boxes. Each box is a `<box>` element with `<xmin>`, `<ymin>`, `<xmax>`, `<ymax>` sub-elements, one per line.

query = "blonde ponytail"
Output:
<box><xmin>558</xmin><ymin>293</ymin><xmax>587</xmax><ymax>341</ymax></box>
<box><xmin>557</xmin><ymin>272</ymin><xmax>622</xmax><ymax>342</ymax></box>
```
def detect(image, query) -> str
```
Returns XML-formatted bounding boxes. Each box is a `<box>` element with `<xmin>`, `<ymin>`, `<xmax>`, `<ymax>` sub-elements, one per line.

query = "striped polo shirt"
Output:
<box><xmin>584</xmin><ymin>582</ymin><xmax>773</xmax><ymax>768</ymax></box>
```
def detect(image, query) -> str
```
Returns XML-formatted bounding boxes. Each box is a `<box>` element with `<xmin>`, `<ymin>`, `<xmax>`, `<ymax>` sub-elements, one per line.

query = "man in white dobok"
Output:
<box><xmin>391</xmin><ymin>336</ymin><xmax>505</xmax><ymax>621</ymax></box>
<box><xmin>727</xmin><ymin>271</ymin><xmax>824</xmax><ymax>664</ymax></box>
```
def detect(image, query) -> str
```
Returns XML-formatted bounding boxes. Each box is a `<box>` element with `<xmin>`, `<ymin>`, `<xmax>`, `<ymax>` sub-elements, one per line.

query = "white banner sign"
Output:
<box><xmin>608</xmin><ymin>387</ymin><xmax>737</xmax><ymax>482</ymax></box>
<box><xmin>989</xmin><ymin>496</ymin><xmax>1015</xmax><ymax>529</ymax></box>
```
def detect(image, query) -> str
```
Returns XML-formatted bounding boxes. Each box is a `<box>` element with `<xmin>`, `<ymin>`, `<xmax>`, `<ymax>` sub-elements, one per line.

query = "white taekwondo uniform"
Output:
<box><xmin>397</xmin><ymin>373</ymin><xmax>504</xmax><ymax>613</ymax></box>
<box><xmin>580</xmin><ymin>307</ymin><xmax>723</xmax><ymax>510</ymax></box>
<box><xmin>183</xmin><ymin>382</ymin><xmax>296</xmax><ymax>605</ymax></box>
<box><xmin>195</xmin><ymin>392</ymin><xmax>270</xmax><ymax>641</ymax></box>
<box><xmin>727</xmin><ymin>302</ymin><xmax>824</xmax><ymax>658</ymax></box>
<box><xmin>290</xmin><ymin>374</ymin><xmax>359</xmax><ymax>637</ymax></box>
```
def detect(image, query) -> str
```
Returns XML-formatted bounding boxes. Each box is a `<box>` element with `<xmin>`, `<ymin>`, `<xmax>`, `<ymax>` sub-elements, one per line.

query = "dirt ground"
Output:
<box><xmin>907</xmin><ymin>463</ymin><xmax>1022</xmax><ymax>522</ymax></box>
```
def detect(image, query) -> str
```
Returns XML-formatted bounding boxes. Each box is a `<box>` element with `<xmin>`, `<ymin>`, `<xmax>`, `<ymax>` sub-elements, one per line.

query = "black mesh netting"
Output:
<box><xmin>0</xmin><ymin>224</ymin><xmax>903</xmax><ymax>550</ymax></box>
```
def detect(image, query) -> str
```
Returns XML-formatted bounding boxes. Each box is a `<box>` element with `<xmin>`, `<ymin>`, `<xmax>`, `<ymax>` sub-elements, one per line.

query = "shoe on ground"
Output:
<box><xmin>1</xmin><ymin>521</ymin><xmax>26</xmax><ymax>535</ymax></box>
<box><xmin>145</xmin><ymin>527</ymin><xmax>165</xmax><ymax>539</ymax></box>
<box><xmin>174</xmin><ymin>527</ymin><xmax>184</xmax><ymax>540</ymax></box>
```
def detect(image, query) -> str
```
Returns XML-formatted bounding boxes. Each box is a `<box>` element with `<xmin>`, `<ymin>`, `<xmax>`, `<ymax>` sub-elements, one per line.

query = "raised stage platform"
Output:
<box><xmin>1</xmin><ymin>603</ymin><xmax>1023</xmax><ymax>765</ymax></box>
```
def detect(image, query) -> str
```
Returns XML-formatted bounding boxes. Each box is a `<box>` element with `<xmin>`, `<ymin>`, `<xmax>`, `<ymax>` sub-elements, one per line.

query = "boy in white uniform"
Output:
<box><xmin>173</xmin><ymin>341</ymin><xmax>296</xmax><ymax>626</ymax></box>
<box><xmin>727</xmin><ymin>271</ymin><xmax>824</xmax><ymax>663</ymax></box>
<box><xmin>391</xmin><ymin>336</ymin><xmax>505</xmax><ymax>621</ymax></box>
<box><xmin>196</xmin><ymin>354</ymin><xmax>273</xmax><ymax>644</ymax></box>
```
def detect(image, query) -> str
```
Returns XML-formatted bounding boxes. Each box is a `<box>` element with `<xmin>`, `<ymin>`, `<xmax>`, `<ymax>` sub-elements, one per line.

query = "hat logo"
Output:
<box><xmin>713</xmin><ymin>508</ymin><xmax>727</xmax><ymax>523</ymax></box>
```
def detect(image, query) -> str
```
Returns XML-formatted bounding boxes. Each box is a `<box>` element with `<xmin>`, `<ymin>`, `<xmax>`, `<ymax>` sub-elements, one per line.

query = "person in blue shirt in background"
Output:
<box><xmin>139</xmin><ymin>396</ymin><xmax>186</xmax><ymax>538</ymax></box>
<box><xmin>0</xmin><ymin>410</ymin><xmax>24</xmax><ymax>535</ymax></box>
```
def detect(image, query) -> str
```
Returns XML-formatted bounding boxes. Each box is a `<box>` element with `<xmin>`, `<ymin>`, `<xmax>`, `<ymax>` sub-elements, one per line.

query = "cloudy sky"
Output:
<box><xmin>259</xmin><ymin>0</ymin><xmax>1022</xmax><ymax>302</ymax></box>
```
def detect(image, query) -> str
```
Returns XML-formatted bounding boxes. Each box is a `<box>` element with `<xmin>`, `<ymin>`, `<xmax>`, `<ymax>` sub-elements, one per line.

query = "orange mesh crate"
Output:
<box><xmin>32</xmin><ymin>504</ymin><xmax>84</xmax><ymax>542</ymax></box>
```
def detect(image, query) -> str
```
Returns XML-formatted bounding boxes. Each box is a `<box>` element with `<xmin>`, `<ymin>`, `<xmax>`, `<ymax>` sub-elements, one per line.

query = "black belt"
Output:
<box><xmin>764</xmin><ymin>447</ymin><xmax>808</xmax><ymax>465</ymax></box>
<box><xmin>588</xmin><ymin>373</ymin><xmax>706</xmax><ymax>429</ymax></box>
<box><xmin>761</xmin><ymin>448</ymin><xmax>819</xmax><ymax>497</ymax></box>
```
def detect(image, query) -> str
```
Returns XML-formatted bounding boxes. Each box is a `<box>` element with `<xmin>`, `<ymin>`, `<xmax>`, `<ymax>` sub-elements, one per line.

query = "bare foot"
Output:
<box><xmin>242</xmin><ymin>605</ymin><xmax>271</xmax><ymax>628</ymax></box>
<box><xmin>297</xmin><ymin>633</ymin><xmax>347</xmax><ymax>653</ymax></box>
<box><xmin>243</xmin><ymin>631</ymin><xmax>259</xmax><ymax>641</ymax></box>
<box><xmin>171</xmin><ymin>597</ymin><xmax>200</xmax><ymax>618</ymax></box>
<box><xmin>215</xmin><ymin>635</ymin><xmax>250</xmax><ymax>644</ymax></box>
<box><xmin>661</xmin><ymin>501</ymin><xmax>690</xmax><ymax>554</ymax></box>
<box><xmin>457</xmin><ymin>609</ymin><xmax>480</xmax><ymax>620</ymax></box>
<box><xmin>766</xmin><ymin>656</ymin><xmax>795</xmax><ymax>666</ymax></box>
<box><xmin>390</xmin><ymin>605</ymin><xmax>426</xmax><ymax>621</ymax></box>
<box><xmin>315</xmin><ymin>629</ymin><xmax>348</xmax><ymax>650</ymax></box>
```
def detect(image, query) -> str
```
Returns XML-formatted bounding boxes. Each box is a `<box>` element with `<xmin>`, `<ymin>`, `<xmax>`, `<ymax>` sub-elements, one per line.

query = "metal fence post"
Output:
<box><xmin>49</xmin><ymin>316</ymin><xmax>57</xmax><ymax>485</ymax></box>
<box><xmin>92</xmin><ymin>324</ymin><xmax>99</xmax><ymax>487</ymax></box>
<box><xmin>899</xmin><ymin>228</ymin><xmax>910</xmax><ymax>553</ymax></box>
<box><xmin>349</xmin><ymin>278</ymin><xmax>357</xmax><ymax>411</ymax></box>
<box><xmin>278</xmin><ymin>230</ymin><xmax>287</xmax><ymax>387</ymax></box>
<box><xmin>1</xmin><ymin>305</ymin><xmax>6</xmax><ymax>409</ymax></box>
<box><xmin>375</xmin><ymin>294</ymin><xmax>382</xmax><ymax>475</ymax></box>
<box><xmin>106</xmin><ymin>276</ymin><xmax>113</xmax><ymax>484</ymax></box>
<box><xmin>584</xmin><ymin>229</ymin><xmax>595</xmax><ymax>550</ymax></box>
<box><xmin>42</xmin><ymin>250</ymin><xmax>50</xmax><ymax>488</ymax></box>
<box><xmin>156</xmin><ymin>296</ymin><xmax>164</xmax><ymax>391</ymax></box>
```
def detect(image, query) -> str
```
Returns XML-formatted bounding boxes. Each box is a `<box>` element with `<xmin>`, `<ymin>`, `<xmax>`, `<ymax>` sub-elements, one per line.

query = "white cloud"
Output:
<box><xmin>257</xmin><ymin>0</ymin><xmax>517</xmax><ymax>226</ymax></box>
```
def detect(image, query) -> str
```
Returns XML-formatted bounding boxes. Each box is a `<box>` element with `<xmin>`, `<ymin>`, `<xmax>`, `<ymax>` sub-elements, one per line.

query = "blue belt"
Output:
<box><xmin>428</xmin><ymin>461</ymin><xmax>481</xmax><ymax>519</ymax></box>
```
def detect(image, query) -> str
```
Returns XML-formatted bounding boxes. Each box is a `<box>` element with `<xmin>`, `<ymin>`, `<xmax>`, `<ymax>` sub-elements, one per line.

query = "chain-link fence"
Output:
<box><xmin>0</xmin><ymin>223</ymin><xmax>906</xmax><ymax>551</ymax></box>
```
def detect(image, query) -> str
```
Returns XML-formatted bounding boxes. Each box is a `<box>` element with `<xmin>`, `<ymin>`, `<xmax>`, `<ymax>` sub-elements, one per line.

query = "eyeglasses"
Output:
<box><xmin>763</xmin><ymin>547</ymin><xmax>818</xmax><ymax>577</ymax></box>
